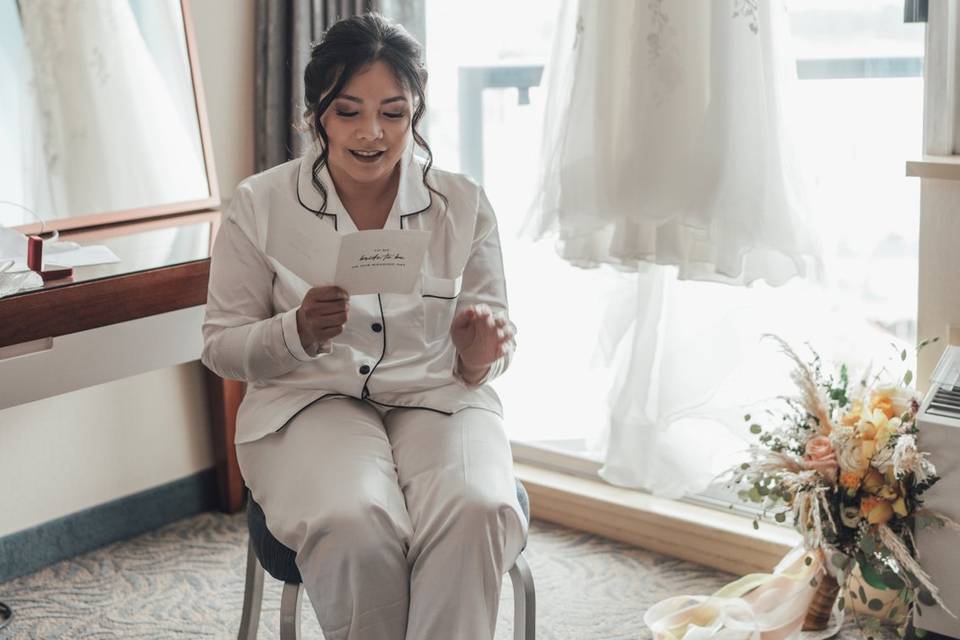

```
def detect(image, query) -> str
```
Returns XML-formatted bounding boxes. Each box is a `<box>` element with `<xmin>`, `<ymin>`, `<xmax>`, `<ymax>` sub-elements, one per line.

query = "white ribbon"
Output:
<box><xmin>645</xmin><ymin>546</ymin><xmax>844</xmax><ymax>640</ymax></box>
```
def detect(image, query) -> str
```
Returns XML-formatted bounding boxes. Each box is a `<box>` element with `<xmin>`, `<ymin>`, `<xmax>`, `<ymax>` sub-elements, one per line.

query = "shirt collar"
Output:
<box><xmin>295</xmin><ymin>139</ymin><xmax>432</xmax><ymax>232</ymax></box>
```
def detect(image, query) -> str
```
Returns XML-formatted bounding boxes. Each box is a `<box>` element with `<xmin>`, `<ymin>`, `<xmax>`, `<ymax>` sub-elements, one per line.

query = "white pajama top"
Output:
<box><xmin>200</xmin><ymin>146</ymin><xmax>516</xmax><ymax>445</ymax></box>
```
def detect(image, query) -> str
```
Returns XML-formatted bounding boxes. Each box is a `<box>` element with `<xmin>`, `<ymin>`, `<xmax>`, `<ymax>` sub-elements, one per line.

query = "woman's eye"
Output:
<box><xmin>335</xmin><ymin>110</ymin><xmax>359</xmax><ymax>117</ymax></box>
<box><xmin>383</xmin><ymin>111</ymin><xmax>406</xmax><ymax>119</ymax></box>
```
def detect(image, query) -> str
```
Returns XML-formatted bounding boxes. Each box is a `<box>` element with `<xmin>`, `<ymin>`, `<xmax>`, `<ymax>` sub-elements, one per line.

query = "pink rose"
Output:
<box><xmin>804</xmin><ymin>436</ymin><xmax>838</xmax><ymax>485</ymax></box>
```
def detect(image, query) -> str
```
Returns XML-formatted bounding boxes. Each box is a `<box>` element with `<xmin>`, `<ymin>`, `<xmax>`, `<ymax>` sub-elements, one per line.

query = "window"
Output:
<box><xmin>422</xmin><ymin>1</ymin><xmax>925</xmax><ymax>495</ymax></box>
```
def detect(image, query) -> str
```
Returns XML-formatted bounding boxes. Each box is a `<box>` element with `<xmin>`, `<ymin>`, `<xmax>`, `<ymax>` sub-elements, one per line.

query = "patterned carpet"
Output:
<box><xmin>0</xmin><ymin>511</ymin><xmax>891</xmax><ymax>639</ymax></box>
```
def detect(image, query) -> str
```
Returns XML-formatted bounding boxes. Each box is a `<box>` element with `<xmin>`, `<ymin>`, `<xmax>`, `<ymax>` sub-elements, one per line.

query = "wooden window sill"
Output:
<box><xmin>906</xmin><ymin>155</ymin><xmax>960</xmax><ymax>181</ymax></box>
<box><xmin>514</xmin><ymin>462</ymin><xmax>800</xmax><ymax>576</ymax></box>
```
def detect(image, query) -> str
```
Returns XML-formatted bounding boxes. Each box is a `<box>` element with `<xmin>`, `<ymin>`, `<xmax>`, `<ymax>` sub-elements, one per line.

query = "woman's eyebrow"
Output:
<box><xmin>337</xmin><ymin>94</ymin><xmax>408</xmax><ymax>105</ymax></box>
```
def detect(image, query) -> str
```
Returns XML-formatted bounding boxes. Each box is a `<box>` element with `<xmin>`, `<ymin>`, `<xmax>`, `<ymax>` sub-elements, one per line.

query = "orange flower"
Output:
<box><xmin>840</xmin><ymin>401</ymin><xmax>863</xmax><ymax>427</ymax></box>
<box><xmin>869</xmin><ymin>386</ymin><xmax>915</xmax><ymax>421</ymax></box>
<box><xmin>860</xmin><ymin>496</ymin><xmax>894</xmax><ymax>525</ymax></box>
<box><xmin>871</xmin><ymin>393</ymin><xmax>895</xmax><ymax>419</ymax></box>
<box><xmin>861</xmin><ymin>468</ymin><xmax>885</xmax><ymax>494</ymax></box>
<box><xmin>840</xmin><ymin>471</ymin><xmax>862</xmax><ymax>492</ymax></box>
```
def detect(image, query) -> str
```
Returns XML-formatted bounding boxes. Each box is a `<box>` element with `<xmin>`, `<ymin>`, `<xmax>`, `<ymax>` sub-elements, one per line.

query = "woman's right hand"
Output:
<box><xmin>296</xmin><ymin>286</ymin><xmax>349</xmax><ymax>351</ymax></box>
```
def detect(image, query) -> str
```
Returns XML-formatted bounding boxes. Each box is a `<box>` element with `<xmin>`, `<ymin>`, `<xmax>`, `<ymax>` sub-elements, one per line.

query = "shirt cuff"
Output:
<box><xmin>453</xmin><ymin>354</ymin><xmax>501</xmax><ymax>390</ymax></box>
<box><xmin>280</xmin><ymin>306</ymin><xmax>332</xmax><ymax>362</ymax></box>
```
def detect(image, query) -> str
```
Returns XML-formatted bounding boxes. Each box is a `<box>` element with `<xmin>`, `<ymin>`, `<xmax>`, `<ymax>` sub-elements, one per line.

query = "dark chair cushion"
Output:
<box><xmin>246</xmin><ymin>492</ymin><xmax>302</xmax><ymax>584</ymax></box>
<box><xmin>247</xmin><ymin>479</ymin><xmax>531</xmax><ymax>585</ymax></box>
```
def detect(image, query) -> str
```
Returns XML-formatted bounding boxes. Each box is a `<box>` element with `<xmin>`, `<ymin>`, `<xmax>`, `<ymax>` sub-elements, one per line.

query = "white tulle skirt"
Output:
<box><xmin>524</xmin><ymin>0</ymin><xmax>820</xmax><ymax>286</ymax></box>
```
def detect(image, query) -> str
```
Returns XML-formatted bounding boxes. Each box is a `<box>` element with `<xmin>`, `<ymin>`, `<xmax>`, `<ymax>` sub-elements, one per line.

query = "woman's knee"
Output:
<box><xmin>447</xmin><ymin>485</ymin><xmax>525</xmax><ymax>536</ymax></box>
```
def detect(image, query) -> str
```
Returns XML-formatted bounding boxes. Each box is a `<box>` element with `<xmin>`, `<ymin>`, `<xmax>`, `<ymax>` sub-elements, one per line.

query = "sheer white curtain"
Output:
<box><xmin>524</xmin><ymin>0</ymin><xmax>822</xmax><ymax>496</ymax></box>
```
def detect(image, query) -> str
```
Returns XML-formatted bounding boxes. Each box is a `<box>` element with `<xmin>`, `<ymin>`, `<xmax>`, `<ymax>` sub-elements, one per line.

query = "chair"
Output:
<box><xmin>238</xmin><ymin>480</ymin><xmax>536</xmax><ymax>639</ymax></box>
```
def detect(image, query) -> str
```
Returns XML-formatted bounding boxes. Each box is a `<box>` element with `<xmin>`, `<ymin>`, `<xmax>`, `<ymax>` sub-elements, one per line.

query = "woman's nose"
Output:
<box><xmin>355</xmin><ymin>115</ymin><xmax>383</xmax><ymax>141</ymax></box>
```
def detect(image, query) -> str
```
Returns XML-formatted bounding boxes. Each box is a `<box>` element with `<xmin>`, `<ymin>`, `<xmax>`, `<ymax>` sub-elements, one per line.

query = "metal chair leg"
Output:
<box><xmin>509</xmin><ymin>551</ymin><xmax>536</xmax><ymax>640</ymax></box>
<box><xmin>279</xmin><ymin>582</ymin><xmax>304</xmax><ymax>640</ymax></box>
<box><xmin>238</xmin><ymin>538</ymin><xmax>265</xmax><ymax>640</ymax></box>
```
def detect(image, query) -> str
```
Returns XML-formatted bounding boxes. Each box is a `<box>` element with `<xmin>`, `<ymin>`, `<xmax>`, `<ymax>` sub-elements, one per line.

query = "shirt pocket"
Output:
<box><xmin>420</xmin><ymin>273</ymin><xmax>463</xmax><ymax>343</ymax></box>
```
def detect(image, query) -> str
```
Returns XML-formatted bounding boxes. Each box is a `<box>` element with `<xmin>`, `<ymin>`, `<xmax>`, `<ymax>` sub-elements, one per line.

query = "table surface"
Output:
<box><xmin>4</xmin><ymin>213</ymin><xmax>215</xmax><ymax>299</ymax></box>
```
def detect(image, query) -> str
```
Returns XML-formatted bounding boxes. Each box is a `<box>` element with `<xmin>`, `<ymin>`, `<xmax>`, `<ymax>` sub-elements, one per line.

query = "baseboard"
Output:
<box><xmin>0</xmin><ymin>468</ymin><xmax>219</xmax><ymax>584</ymax></box>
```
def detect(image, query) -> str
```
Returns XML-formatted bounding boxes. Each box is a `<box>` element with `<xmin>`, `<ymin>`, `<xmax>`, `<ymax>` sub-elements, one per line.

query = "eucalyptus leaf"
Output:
<box><xmin>904</xmin><ymin>370</ymin><xmax>914</xmax><ymax>385</ymax></box>
<box><xmin>882</xmin><ymin>570</ymin><xmax>905</xmax><ymax>590</ymax></box>
<box><xmin>868</xmin><ymin>598</ymin><xmax>885</xmax><ymax>611</ymax></box>
<box><xmin>918</xmin><ymin>589</ymin><xmax>936</xmax><ymax>607</ymax></box>
<box><xmin>860</xmin><ymin>561</ymin><xmax>890</xmax><ymax>591</ymax></box>
<box><xmin>859</xmin><ymin>585</ymin><xmax>868</xmax><ymax>603</ymax></box>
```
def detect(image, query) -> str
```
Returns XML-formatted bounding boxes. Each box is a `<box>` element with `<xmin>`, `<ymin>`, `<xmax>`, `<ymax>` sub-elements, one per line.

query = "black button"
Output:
<box><xmin>359</xmin><ymin>364</ymin><xmax>371</xmax><ymax>375</ymax></box>
<box><xmin>371</xmin><ymin>322</ymin><xmax>383</xmax><ymax>333</ymax></box>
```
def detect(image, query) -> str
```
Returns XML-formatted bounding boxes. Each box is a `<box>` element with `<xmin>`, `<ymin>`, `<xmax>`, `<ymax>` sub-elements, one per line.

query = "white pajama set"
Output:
<box><xmin>200</xmin><ymin>145</ymin><xmax>527</xmax><ymax>640</ymax></box>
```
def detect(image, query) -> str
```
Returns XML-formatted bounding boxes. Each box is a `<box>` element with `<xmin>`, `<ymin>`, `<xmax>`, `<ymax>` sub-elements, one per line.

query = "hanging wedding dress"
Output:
<box><xmin>525</xmin><ymin>0</ymin><xmax>818</xmax><ymax>286</ymax></box>
<box><xmin>18</xmin><ymin>0</ymin><xmax>208</xmax><ymax>218</ymax></box>
<box><xmin>525</xmin><ymin>0</ymin><xmax>823</xmax><ymax>497</ymax></box>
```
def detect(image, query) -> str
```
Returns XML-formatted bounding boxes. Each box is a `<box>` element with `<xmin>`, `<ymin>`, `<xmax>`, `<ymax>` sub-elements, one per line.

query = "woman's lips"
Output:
<box><xmin>349</xmin><ymin>149</ymin><xmax>385</xmax><ymax>163</ymax></box>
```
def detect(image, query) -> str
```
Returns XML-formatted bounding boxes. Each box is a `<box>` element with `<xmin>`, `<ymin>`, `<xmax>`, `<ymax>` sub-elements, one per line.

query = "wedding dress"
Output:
<box><xmin>524</xmin><ymin>0</ymin><xmax>819</xmax><ymax>286</ymax></box>
<box><xmin>17</xmin><ymin>0</ymin><xmax>208</xmax><ymax>218</ymax></box>
<box><xmin>525</xmin><ymin>0</ymin><xmax>824</xmax><ymax>498</ymax></box>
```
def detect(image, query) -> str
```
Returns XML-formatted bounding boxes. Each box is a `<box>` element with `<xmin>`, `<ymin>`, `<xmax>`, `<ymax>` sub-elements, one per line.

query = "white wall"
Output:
<box><xmin>191</xmin><ymin>0</ymin><xmax>256</xmax><ymax>202</ymax></box>
<box><xmin>918</xmin><ymin>179</ymin><xmax>960</xmax><ymax>389</ymax></box>
<box><xmin>0</xmin><ymin>0</ymin><xmax>255</xmax><ymax>538</ymax></box>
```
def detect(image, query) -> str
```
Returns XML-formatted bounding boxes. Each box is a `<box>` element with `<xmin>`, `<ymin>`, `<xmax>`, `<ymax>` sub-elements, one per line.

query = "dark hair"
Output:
<box><xmin>302</xmin><ymin>13</ymin><xmax>446</xmax><ymax>213</ymax></box>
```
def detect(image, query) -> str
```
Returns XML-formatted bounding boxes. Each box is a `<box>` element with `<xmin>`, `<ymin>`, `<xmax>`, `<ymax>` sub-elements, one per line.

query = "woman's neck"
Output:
<box><xmin>328</xmin><ymin>162</ymin><xmax>401</xmax><ymax>231</ymax></box>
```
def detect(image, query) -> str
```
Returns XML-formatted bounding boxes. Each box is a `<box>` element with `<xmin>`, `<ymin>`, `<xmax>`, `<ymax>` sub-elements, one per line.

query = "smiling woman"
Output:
<box><xmin>201</xmin><ymin>12</ymin><xmax>528</xmax><ymax>639</ymax></box>
<box><xmin>319</xmin><ymin>61</ymin><xmax>413</xmax><ymax>229</ymax></box>
<box><xmin>300</xmin><ymin>15</ymin><xmax>447</xmax><ymax>228</ymax></box>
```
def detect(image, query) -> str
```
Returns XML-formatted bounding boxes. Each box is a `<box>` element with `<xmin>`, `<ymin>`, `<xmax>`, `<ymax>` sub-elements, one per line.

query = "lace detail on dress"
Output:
<box><xmin>732</xmin><ymin>0</ymin><xmax>760</xmax><ymax>34</ymax></box>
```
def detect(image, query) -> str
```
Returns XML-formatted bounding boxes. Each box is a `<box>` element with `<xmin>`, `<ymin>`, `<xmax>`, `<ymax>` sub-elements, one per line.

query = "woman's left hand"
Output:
<box><xmin>450</xmin><ymin>303</ymin><xmax>514</xmax><ymax>373</ymax></box>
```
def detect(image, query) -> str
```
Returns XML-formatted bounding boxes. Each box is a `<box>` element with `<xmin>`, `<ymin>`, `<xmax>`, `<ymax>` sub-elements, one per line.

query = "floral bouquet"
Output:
<box><xmin>728</xmin><ymin>335</ymin><xmax>958</xmax><ymax>637</ymax></box>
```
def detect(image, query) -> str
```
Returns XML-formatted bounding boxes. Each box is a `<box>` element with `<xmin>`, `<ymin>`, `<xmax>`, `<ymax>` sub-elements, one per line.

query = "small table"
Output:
<box><xmin>0</xmin><ymin>211</ymin><xmax>246</xmax><ymax>514</ymax></box>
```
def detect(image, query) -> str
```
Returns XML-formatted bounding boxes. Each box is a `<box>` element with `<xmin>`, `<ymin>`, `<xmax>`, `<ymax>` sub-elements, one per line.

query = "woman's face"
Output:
<box><xmin>321</xmin><ymin>60</ymin><xmax>414</xmax><ymax>188</ymax></box>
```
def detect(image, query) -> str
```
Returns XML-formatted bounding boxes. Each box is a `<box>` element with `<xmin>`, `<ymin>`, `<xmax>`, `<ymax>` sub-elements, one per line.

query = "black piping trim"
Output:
<box><xmin>296</xmin><ymin>162</ymin><xmax>338</xmax><ymax>230</ymax></box>
<box><xmin>272</xmin><ymin>392</ymin><xmax>351</xmax><ymax>435</ymax></box>
<box><xmin>364</xmin><ymin>398</ymin><xmax>455</xmax><ymax>416</ymax></box>
<box><xmin>271</xmin><ymin>392</ymin><xmax>467</xmax><ymax>436</ymax></box>
<box><xmin>280</xmin><ymin>325</ymin><xmax>300</xmax><ymax>361</ymax></box>
<box><xmin>361</xmin><ymin>293</ymin><xmax>388</xmax><ymax>397</ymax></box>
<box><xmin>298</xmin><ymin>160</ymin><xmax>433</xmax><ymax>231</ymax></box>
<box><xmin>281</xmin><ymin>316</ymin><xmax>330</xmax><ymax>361</ymax></box>
<box><xmin>422</xmin><ymin>293</ymin><xmax>459</xmax><ymax>300</ymax></box>
<box><xmin>399</xmin><ymin>192</ymin><xmax>433</xmax><ymax>230</ymax></box>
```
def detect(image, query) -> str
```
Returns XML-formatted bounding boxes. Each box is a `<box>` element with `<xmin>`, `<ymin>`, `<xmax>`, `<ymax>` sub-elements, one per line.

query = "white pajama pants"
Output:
<box><xmin>235</xmin><ymin>396</ymin><xmax>528</xmax><ymax>640</ymax></box>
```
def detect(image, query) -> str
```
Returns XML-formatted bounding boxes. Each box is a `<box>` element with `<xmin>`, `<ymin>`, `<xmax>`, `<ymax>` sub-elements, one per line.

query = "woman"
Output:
<box><xmin>200</xmin><ymin>13</ymin><xmax>527</xmax><ymax>640</ymax></box>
